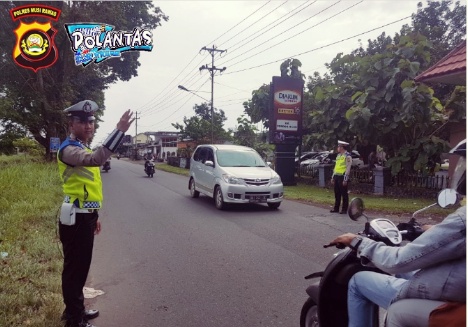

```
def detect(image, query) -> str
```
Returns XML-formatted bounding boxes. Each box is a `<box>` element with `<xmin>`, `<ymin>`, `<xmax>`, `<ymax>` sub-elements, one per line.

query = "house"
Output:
<box><xmin>141</xmin><ymin>131</ymin><xmax>179</xmax><ymax>161</ymax></box>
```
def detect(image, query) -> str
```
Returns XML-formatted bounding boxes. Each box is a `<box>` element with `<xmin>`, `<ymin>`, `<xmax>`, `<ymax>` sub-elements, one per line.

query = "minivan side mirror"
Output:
<box><xmin>205</xmin><ymin>160</ymin><xmax>214</xmax><ymax>167</ymax></box>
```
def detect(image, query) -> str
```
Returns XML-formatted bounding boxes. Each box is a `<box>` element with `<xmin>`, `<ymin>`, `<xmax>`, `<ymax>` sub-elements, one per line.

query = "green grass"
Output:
<box><xmin>0</xmin><ymin>155</ymin><xmax>64</xmax><ymax>327</ymax></box>
<box><xmin>156</xmin><ymin>163</ymin><xmax>453</xmax><ymax>219</ymax></box>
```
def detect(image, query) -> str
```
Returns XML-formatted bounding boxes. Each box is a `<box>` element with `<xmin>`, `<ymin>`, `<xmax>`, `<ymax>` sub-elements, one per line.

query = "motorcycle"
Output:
<box><xmin>145</xmin><ymin>161</ymin><xmax>155</xmax><ymax>178</ymax></box>
<box><xmin>103</xmin><ymin>160</ymin><xmax>111</xmax><ymax>173</ymax></box>
<box><xmin>299</xmin><ymin>188</ymin><xmax>459</xmax><ymax>327</ymax></box>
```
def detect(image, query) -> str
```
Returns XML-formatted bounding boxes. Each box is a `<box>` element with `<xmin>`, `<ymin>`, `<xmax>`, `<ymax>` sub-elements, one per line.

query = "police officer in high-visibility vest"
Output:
<box><xmin>57</xmin><ymin>100</ymin><xmax>134</xmax><ymax>327</ymax></box>
<box><xmin>330</xmin><ymin>140</ymin><xmax>352</xmax><ymax>214</ymax></box>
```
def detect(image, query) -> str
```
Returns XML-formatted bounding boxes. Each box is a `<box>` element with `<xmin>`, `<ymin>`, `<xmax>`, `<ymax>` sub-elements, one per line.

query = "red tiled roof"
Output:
<box><xmin>415</xmin><ymin>41</ymin><xmax>466</xmax><ymax>85</ymax></box>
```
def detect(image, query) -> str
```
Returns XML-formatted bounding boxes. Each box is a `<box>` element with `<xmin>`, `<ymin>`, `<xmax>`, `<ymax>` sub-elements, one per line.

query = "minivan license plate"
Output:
<box><xmin>249</xmin><ymin>195</ymin><xmax>266</xmax><ymax>203</ymax></box>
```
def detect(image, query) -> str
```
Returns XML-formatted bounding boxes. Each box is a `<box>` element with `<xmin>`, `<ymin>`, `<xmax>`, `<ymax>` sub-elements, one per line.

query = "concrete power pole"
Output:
<box><xmin>199</xmin><ymin>45</ymin><xmax>226</xmax><ymax>144</ymax></box>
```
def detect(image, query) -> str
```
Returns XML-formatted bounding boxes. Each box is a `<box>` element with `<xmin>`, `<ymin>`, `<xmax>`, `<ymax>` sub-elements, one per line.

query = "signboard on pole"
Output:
<box><xmin>50</xmin><ymin>137</ymin><xmax>60</xmax><ymax>153</ymax></box>
<box><xmin>269</xmin><ymin>76</ymin><xmax>304</xmax><ymax>145</ymax></box>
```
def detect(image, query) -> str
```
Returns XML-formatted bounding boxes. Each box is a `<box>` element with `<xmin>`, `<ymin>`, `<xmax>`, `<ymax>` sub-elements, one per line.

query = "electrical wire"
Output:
<box><xmin>228</xmin><ymin>1</ymin><xmax>363</xmax><ymax>68</ymax></box>
<box><xmin>225</xmin><ymin>15</ymin><xmax>412</xmax><ymax>75</ymax></box>
<box><xmin>218</xmin><ymin>0</ymin><xmax>318</xmax><ymax>65</ymax></box>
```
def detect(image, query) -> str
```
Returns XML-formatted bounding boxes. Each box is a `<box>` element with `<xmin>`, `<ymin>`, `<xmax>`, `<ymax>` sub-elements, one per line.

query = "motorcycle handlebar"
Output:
<box><xmin>323</xmin><ymin>242</ymin><xmax>346</xmax><ymax>249</ymax></box>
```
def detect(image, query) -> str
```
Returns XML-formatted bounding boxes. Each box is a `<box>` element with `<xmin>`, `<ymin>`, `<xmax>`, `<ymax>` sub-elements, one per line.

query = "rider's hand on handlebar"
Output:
<box><xmin>326</xmin><ymin>233</ymin><xmax>358</xmax><ymax>248</ymax></box>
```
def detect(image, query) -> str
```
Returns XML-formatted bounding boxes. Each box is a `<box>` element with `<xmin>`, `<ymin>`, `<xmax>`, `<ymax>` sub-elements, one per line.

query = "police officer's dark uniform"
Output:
<box><xmin>57</xmin><ymin>100</ymin><xmax>129</xmax><ymax>327</ymax></box>
<box><xmin>330</xmin><ymin>140</ymin><xmax>352</xmax><ymax>214</ymax></box>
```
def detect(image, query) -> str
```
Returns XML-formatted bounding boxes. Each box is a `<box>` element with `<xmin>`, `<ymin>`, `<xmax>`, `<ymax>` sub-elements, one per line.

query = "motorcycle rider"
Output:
<box><xmin>328</xmin><ymin>139</ymin><xmax>466</xmax><ymax>327</ymax></box>
<box><xmin>144</xmin><ymin>158</ymin><xmax>152</xmax><ymax>171</ymax></box>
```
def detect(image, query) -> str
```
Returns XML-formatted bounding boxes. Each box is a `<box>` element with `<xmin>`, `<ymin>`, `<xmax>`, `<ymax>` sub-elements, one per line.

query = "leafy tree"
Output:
<box><xmin>0</xmin><ymin>125</ymin><xmax>26</xmax><ymax>154</ymax></box>
<box><xmin>233</xmin><ymin>115</ymin><xmax>258</xmax><ymax>148</ymax></box>
<box><xmin>242</xmin><ymin>84</ymin><xmax>271</xmax><ymax>129</ymax></box>
<box><xmin>0</xmin><ymin>1</ymin><xmax>168</xmax><ymax>156</ymax></box>
<box><xmin>171</xmin><ymin>102</ymin><xmax>231</xmax><ymax>144</ymax></box>
<box><xmin>303</xmin><ymin>0</ymin><xmax>465</xmax><ymax>174</ymax></box>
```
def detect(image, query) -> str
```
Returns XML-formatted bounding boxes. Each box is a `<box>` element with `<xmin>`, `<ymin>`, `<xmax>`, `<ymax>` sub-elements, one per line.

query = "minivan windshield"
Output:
<box><xmin>216</xmin><ymin>149</ymin><xmax>266</xmax><ymax>167</ymax></box>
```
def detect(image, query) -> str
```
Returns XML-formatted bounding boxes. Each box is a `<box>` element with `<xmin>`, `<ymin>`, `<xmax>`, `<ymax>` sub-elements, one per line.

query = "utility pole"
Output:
<box><xmin>134</xmin><ymin>112</ymin><xmax>140</xmax><ymax>160</ymax></box>
<box><xmin>199</xmin><ymin>45</ymin><xmax>226</xmax><ymax>144</ymax></box>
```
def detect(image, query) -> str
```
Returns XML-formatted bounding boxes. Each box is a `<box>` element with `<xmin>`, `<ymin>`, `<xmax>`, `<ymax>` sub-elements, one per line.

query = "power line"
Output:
<box><xmin>218</xmin><ymin>0</ymin><xmax>317</xmax><ymax>63</ymax></box>
<box><xmin>228</xmin><ymin>0</ymin><xmax>362</xmax><ymax>68</ymax></box>
<box><xmin>217</xmin><ymin>0</ymin><xmax>289</xmax><ymax>49</ymax></box>
<box><xmin>206</xmin><ymin>0</ymin><xmax>273</xmax><ymax>46</ymax></box>
<box><xmin>225</xmin><ymin>15</ymin><xmax>412</xmax><ymax>75</ymax></box>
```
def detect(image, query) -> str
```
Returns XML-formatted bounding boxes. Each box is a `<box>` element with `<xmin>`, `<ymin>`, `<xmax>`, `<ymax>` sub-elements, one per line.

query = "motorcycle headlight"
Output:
<box><xmin>222</xmin><ymin>174</ymin><xmax>241</xmax><ymax>184</ymax></box>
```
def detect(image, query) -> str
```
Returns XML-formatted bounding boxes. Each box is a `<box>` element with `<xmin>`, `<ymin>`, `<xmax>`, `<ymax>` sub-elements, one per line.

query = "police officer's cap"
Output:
<box><xmin>64</xmin><ymin>100</ymin><xmax>99</xmax><ymax>122</ymax></box>
<box><xmin>337</xmin><ymin>140</ymin><xmax>349</xmax><ymax>147</ymax></box>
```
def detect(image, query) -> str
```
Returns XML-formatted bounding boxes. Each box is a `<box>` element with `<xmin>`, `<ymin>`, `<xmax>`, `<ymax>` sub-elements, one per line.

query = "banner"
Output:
<box><xmin>269</xmin><ymin>76</ymin><xmax>304</xmax><ymax>145</ymax></box>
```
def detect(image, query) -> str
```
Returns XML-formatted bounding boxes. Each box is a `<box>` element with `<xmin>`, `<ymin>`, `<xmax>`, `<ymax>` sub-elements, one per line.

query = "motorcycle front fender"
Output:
<box><xmin>305</xmin><ymin>280</ymin><xmax>320</xmax><ymax>302</ymax></box>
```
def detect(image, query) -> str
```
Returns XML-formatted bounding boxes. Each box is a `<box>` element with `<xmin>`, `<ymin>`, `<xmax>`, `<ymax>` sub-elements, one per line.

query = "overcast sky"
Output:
<box><xmin>92</xmin><ymin>0</ymin><xmax>460</xmax><ymax>146</ymax></box>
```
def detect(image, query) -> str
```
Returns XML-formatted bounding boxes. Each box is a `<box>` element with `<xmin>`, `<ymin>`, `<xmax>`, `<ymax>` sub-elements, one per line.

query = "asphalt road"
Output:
<box><xmin>88</xmin><ymin>159</ymin><xmax>364</xmax><ymax>327</ymax></box>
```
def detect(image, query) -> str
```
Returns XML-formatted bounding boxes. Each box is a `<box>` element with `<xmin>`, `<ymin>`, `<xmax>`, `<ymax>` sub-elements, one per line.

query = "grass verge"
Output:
<box><xmin>0</xmin><ymin>155</ymin><xmax>64</xmax><ymax>327</ymax></box>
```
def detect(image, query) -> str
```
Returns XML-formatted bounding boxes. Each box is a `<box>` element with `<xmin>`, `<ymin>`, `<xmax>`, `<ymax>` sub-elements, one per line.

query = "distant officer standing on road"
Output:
<box><xmin>330</xmin><ymin>140</ymin><xmax>352</xmax><ymax>214</ymax></box>
<box><xmin>57</xmin><ymin>100</ymin><xmax>134</xmax><ymax>327</ymax></box>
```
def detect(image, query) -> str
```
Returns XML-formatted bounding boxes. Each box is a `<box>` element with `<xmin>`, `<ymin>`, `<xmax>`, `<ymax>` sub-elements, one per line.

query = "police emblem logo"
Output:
<box><xmin>82</xmin><ymin>101</ymin><xmax>93</xmax><ymax>113</ymax></box>
<box><xmin>21</xmin><ymin>31</ymin><xmax>49</xmax><ymax>57</ymax></box>
<box><xmin>10</xmin><ymin>5</ymin><xmax>61</xmax><ymax>72</ymax></box>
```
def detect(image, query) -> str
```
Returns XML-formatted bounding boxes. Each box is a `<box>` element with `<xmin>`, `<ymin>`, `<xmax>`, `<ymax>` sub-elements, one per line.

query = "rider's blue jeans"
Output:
<box><xmin>347</xmin><ymin>271</ymin><xmax>407</xmax><ymax>327</ymax></box>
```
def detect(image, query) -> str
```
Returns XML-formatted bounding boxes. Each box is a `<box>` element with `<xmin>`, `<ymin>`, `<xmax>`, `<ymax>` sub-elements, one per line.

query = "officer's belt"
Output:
<box><xmin>75</xmin><ymin>208</ymin><xmax>97</xmax><ymax>213</ymax></box>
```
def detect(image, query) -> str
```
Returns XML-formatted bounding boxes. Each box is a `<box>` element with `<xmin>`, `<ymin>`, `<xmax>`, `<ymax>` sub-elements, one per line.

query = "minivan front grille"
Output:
<box><xmin>243</xmin><ymin>178</ymin><xmax>269</xmax><ymax>186</ymax></box>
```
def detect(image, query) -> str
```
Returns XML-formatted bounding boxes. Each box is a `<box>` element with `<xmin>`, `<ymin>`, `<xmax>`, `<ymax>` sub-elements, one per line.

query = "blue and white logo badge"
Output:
<box><xmin>65</xmin><ymin>23</ymin><xmax>153</xmax><ymax>66</ymax></box>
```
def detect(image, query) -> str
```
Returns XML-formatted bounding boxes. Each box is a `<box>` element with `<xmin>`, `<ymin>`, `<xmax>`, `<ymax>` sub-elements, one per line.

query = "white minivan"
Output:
<box><xmin>188</xmin><ymin>144</ymin><xmax>283</xmax><ymax>210</ymax></box>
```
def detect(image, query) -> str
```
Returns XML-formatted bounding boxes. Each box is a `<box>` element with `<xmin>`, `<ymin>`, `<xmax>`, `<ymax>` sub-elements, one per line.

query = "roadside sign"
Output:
<box><xmin>50</xmin><ymin>137</ymin><xmax>60</xmax><ymax>153</ymax></box>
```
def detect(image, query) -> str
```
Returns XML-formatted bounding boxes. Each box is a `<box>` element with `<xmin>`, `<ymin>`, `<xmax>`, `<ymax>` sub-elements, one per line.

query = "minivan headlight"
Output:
<box><xmin>222</xmin><ymin>174</ymin><xmax>241</xmax><ymax>184</ymax></box>
<box><xmin>271</xmin><ymin>174</ymin><xmax>282</xmax><ymax>184</ymax></box>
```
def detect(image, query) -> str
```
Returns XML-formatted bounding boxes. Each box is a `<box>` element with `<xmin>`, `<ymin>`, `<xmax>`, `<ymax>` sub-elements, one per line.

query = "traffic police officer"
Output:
<box><xmin>330</xmin><ymin>140</ymin><xmax>352</xmax><ymax>214</ymax></box>
<box><xmin>57</xmin><ymin>100</ymin><xmax>134</xmax><ymax>327</ymax></box>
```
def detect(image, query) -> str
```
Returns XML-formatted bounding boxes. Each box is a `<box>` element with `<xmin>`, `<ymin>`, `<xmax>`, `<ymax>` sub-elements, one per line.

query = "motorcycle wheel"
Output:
<box><xmin>300</xmin><ymin>297</ymin><xmax>319</xmax><ymax>327</ymax></box>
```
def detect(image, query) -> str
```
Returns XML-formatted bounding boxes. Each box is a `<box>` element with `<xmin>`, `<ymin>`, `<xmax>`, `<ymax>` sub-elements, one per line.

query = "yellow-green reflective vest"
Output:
<box><xmin>57</xmin><ymin>139</ymin><xmax>103</xmax><ymax>209</ymax></box>
<box><xmin>333</xmin><ymin>153</ymin><xmax>348</xmax><ymax>175</ymax></box>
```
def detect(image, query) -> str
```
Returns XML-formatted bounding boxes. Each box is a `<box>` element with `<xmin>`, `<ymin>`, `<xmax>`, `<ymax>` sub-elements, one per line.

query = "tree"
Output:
<box><xmin>242</xmin><ymin>84</ymin><xmax>271</xmax><ymax>129</ymax></box>
<box><xmin>171</xmin><ymin>102</ymin><xmax>231</xmax><ymax>144</ymax></box>
<box><xmin>233</xmin><ymin>115</ymin><xmax>258</xmax><ymax>148</ymax></box>
<box><xmin>0</xmin><ymin>125</ymin><xmax>26</xmax><ymax>155</ymax></box>
<box><xmin>0</xmin><ymin>1</ymin><xmax>168</xmax><ymax>156</ymax></box>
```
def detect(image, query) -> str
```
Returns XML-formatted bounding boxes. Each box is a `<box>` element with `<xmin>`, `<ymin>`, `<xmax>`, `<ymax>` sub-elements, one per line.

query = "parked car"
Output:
<box><xmin>189</xmin><ymin>144</ymin><xmax>283</xmax><ymax>210</ymax></box>
<box><xmin>300</xmin><ymin>150</ymin><xmax>364</xmax><ymax>169</ymax></box>
<box><xmin>295</xmin><ymin>151</ymin><xmax>323</xmax><ymax>169</ymax></box>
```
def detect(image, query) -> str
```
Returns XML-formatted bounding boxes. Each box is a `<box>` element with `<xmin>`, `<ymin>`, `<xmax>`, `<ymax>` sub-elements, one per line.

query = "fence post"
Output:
<box><xmin>374</xmin><ymin>167</ymin><xmax>391</xmax><ymax>195</ymax></box>
<box><xmin>319</xmin><ymin>164</ymin><xmax>334</xmax><ymax>187</ymax></box>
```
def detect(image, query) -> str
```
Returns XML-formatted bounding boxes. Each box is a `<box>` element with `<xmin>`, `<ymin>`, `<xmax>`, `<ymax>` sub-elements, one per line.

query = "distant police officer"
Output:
<box><xmin>330</xmin><ymin>140</ymin><xmax>352</xmax><ymax>214</ymax></box>
<box><xmin>57</xmin><ymin>100</ymin><xmax>134</xmax><ymax>327</ymax></box>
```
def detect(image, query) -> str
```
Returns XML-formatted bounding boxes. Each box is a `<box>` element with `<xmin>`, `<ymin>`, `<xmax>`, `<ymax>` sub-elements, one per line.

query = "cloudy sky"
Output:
<box><xmin>93</xmin><ymin>0</ymin><xmax>453</xmax><ymax>146</ymax></box>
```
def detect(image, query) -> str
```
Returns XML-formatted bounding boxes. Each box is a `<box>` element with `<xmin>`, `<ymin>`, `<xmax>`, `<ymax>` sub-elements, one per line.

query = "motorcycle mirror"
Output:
<box><xmin>348</xmin><ymin>197</ymin><xmax>365</xmax><ymax>221</ymax></box>
<box><xmin>437</xmin><ymin>188</ymin><xmax>459</xmax><ymax>208</ymax></box>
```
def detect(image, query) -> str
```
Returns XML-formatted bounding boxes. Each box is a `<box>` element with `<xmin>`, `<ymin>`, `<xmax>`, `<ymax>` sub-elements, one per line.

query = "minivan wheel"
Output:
<box><xmin>214</xmin><ymin>186</ymin><xmax>225</xmax><ymax>210</ymax></box>
<box><xmin>268</xmin><ymin>202</ymin><xmax>281</xmax><ymax>210</ymax></box>
<box><xmin>190</xmin><ymin>178</ymin><xmax>200</xmax><ymax>198</ymax></box>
